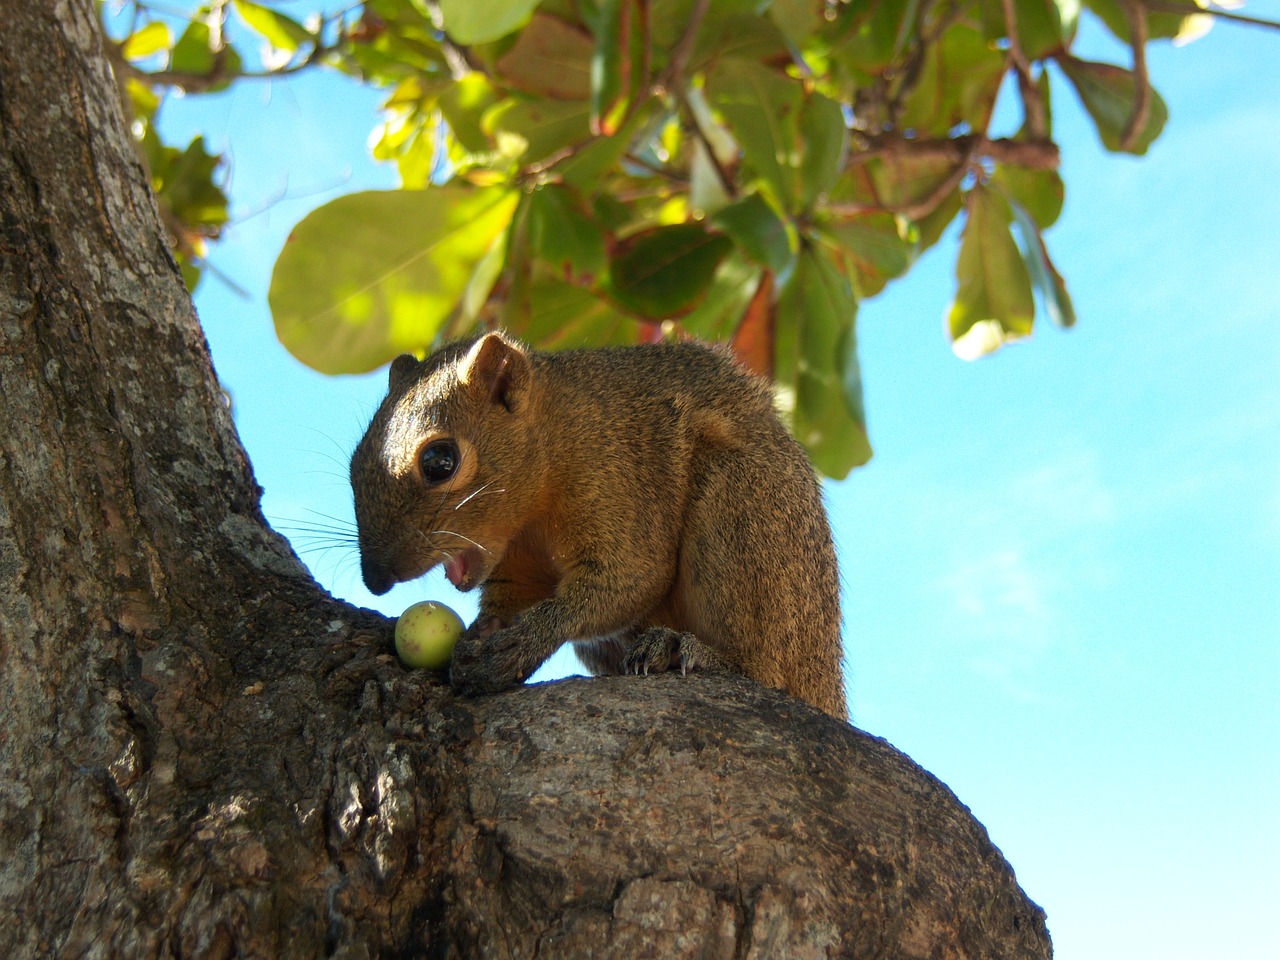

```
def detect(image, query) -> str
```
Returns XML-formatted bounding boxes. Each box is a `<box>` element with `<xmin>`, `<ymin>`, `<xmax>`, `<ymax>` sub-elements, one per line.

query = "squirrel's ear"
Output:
<box><xmin>388</xmin><ymin>354</ymin><xmax>419</xmax><ymax>392</ymax></box>
<box><xmin>460</xmin><ymin>332</ymin><xmax>529</xmax><ymax>411</ymax></box>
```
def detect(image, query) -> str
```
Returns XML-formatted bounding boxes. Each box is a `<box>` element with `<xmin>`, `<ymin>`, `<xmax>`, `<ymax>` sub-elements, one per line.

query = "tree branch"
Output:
<box><xmin>852</xmin><ymin>134</ymin><xmax>1060</xmax><ymax>171</ymax></box>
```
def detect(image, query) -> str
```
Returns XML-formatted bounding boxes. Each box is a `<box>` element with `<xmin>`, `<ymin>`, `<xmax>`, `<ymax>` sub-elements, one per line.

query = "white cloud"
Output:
<box><xmin>927</xmin><ymin>447</ymin><xmax>1117</xmax><ymax>697</ymax></box>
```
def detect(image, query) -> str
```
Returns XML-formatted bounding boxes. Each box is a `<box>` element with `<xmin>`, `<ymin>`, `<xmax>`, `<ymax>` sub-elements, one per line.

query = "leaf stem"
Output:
<box><xmin>1119</xmin><ymin>0</ymin><xmax>1151</xmax><ymax>153</ymax></box>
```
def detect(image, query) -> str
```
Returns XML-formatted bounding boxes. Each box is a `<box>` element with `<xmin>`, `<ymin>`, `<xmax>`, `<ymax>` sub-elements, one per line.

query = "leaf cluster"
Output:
<box><xmin>104</xmin><ymin>0</ymin><xmax>1232</xmax><ymax>476</ymax></box>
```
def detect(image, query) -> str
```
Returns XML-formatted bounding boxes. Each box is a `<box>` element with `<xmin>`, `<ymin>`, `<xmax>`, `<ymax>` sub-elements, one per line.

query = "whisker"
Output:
<box><xmin>434</xmin><ymin>529</ymin><xmax>494</xmax><ymax>556</ymax></box>
<box><xmin>453</xmin><ymin>480</ymin><xmax>506</xmax><ymax>510</ymax></box>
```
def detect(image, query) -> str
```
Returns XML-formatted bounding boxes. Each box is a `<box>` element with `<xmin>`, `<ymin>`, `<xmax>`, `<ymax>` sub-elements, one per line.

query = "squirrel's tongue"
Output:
<box><xmin>444</xmin><ymin>553</ymin><xmax>468</xmax><ymax>589</ymax></box>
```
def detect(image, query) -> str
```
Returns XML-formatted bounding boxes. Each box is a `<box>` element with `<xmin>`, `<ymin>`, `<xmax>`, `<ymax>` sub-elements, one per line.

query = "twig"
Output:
<box><xmin>999</xmin><ymin>0</ymin><xmax>1047</xmax><ymax>140</ymax></box>
<box><xmin>673</xmin><ymin>84</ymin><xmax>738</xmax><ymax>202</ymax></box>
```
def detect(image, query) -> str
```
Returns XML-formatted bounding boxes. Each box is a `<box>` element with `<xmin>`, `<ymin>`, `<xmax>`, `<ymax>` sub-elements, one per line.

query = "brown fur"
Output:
<box><xmin>350</xmin><ymin>332</ymin><xmax>847</xmax><ymax>719</ymax></box>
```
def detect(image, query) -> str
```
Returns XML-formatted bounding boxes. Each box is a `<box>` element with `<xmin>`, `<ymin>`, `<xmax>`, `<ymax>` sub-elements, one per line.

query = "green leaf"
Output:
<box><xmin>830</xmin><ymin>0</ymin><xmax>920</xmax><ymax>75</ymax></box>
<box><xmin>915</xmin><ymin>187</ymin><xmax>963</xmax><ymax>253</ymax></box>
<box><xmin>898</xmin><ymin>24</ymin><xmax>1005</xmax><ymax>136</ymax></box>
<box><xmin>865</xmin><ymin>152</ymin><xmax>956</xmax><ymax>210</ymax></box>
<box><xmin>434</xmin><ymin>74</ymin><xmax>499</xmax><ymax>154</ymax></box>
<box><xmin>1083</xmin><ymin>0</ymin><xmax>1210</xmax><ymax>45</ymax></box>
<box><xmin>484</xmin><ymin>98</ymin><xmax>592</xmax><ymax>163</ymax></box>
<box><xmin>159</xmin><ymin>135</ymin><xmax>229</xmax><ymax>228</ymax></box>
<box><xmin>707</xmin><ymin>60</ymin><xmax>846</xmax><ymax>212</ymax></box>
<box><xmin>947</xmin><ymin>186</ymin><xmax>1036</xmax><ymax>360</ymax></box>
<box><xmin>768</xmin><ymin>0</ymin><xmax>824</xmax><ymax>47</ymax></box>
<box><xmin>1006</xmin><ymin>198</ymin><xmax>1076</xmax><ymax>329</ymax></box>
<box><xmin>822</xmin><ymin>213</ymin><xmax>918</xmax><ymax>299</ymax></box>
<box><xmin>990</xmin><ymin>163</ymin><xmax>1063</xmax><ymax>229</ymax></box>
<box><xmin>269</xmin><ymin>187</ymin><xmax>519</xmax><ymax>374</ymax></box>
<box><xmin>526</xmin><ymin>184</ymin><xmax>607</xmax><ymax>285</ymax></box>
<box><xmin>496</xmin><ymin>13</ymin><xmax>594</xmax><ymax>100</ymax></box>
<box><xmin>505</xmin><ymin>275</ymin><xmax>642</xmax><ymax>349</ymax></box>
<box><xmin>591</xmin><ymin>0</ymin><xmax>648</xmax><ymax>135</ymax></box>
<box><xmin>437</xmin><ymin>0</ymin><xmax>543</xmax><ymax>44</ymax></box>
<box><xmin>338</xmin><ymin>0</ymin><xmax>447</xmax><ymax>86</ymax></box>
<box><xmin>559</xmin><ymin>100</ymin><xmax>655</xmax><ymax>189</ymax></box>
<box><xmin>775</xmin><ymin>244</ymin><xmax>871</xmax><ymax>478</ymax></box>
<box><xmin>688</xmin><ymin>10</ymin><xmax>790</xmax><ymax>69</ymax></box>
<box><xmin>797</xmin><ymin>91</ymin><xmax>849</xmax><ymax>209</ymax></box>
<box><xmin>676</xmin><ymin>252</ymin><xmax>763</xmax><ymax>343</ymax></box>
<box><xmin>711</xmin><ymin>194</ymin><xmax>795</xmax><ymax>276</ymax></box>
<box><xmin>1058</xmin><ymin>56</ymin><xmax>1168</xmax><ymax>155</ymax></box>
<box><xmin>978</xmin><ymin>0</ymin><xmax>1074</xmax><ymax>60</ymax></box>
<box><xmin>233</xmin><ymin>0</ymin><xmax>312</xmax><ymax>53</ymax></box>
<box><xmin>170</xmin><ymin>16</ymin><xmax>243</xmax><ymax>88</ymax></box>
<box><xmin>121</xmin><ymin>21</ymin><xmax>172</xmax><ymax>62</ymax></box>
<box><xmin>606</xmin><ymin>223</ymin><xmax>733</xmax><ymax>319</ymax></box>
<box><xmin>707</xmin><ymin>59</ymin><xmax>799</xmax><ymax>205</ymax></box>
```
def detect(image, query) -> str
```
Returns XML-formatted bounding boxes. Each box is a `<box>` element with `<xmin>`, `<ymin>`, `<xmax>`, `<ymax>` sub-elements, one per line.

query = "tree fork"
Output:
<box><xmin>0</xmin><ymin>3</ymin><xmax>1051</xmax><ymax>957</ymax></box>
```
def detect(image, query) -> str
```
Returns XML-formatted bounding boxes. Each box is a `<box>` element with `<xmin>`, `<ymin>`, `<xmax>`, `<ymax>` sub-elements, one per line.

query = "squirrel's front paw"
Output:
<box><xmin>448</xmin><ymin>621</ymin><xmax>529</xmax><ymax>696</ymax></box>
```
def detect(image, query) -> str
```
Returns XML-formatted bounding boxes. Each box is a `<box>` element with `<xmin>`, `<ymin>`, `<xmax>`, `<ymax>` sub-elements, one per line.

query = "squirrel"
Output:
<box><xmin>349</xmin><ymin>331</ymin><xmax>847</xmax><ymax>720</ymax></box>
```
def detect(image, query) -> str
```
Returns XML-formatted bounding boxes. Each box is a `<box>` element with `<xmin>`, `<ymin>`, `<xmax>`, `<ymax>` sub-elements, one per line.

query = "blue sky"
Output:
<box><xmin>137</xmin><ymin>5</ymin><xmax>1279</xmax><ymax>957</ymax></box>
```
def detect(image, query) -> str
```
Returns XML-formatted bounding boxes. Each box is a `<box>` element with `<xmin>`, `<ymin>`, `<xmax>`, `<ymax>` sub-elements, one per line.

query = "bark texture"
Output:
<box><xmin>0</xmin><ymin>2</ymin><xmax>1051</xmax><ymax>957</ymax></box>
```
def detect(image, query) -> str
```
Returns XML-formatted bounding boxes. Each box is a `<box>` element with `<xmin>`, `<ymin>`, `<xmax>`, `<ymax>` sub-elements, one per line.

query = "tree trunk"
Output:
<box><xmin>0</xmin><ymin>3</ymin><xmax>1051</xmax><ymax>957</ymax></box>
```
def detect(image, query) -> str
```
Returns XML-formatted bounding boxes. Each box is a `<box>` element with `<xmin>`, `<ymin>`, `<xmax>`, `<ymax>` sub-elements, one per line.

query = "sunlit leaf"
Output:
<box><xmin>269</xmin><ymin>187</ymin><xmax>519</xmax><ymax>374</ymax></box>
<box><xmin>233</xmin><ymin>0</ymin><xmax>312</xmax><ymax>53</ymax></box>
<box><xmin>121</xmin><ymin>21</ymin><xmax>172</xmax><ymax>62</ymax></box>
<box><xmin>483</xmin><ymin>98</ymin><xmax>592</xmax><ymax>163</ymax></box>
<box><xmin>947</xmin><ymin>186</ymin><xmax>1035</xmax><ymax>359</ymax></box>
<box><xmin>606</xmin><ymin>223</ymin><xmax>733</xmax><ymax>318</ymax></box>
<box><xmin>438</xmin><ymin>74</ymin><xmax>501</xmax><ymax>153</ymax></box>
<box><xmin>437</xmin><ymin>0</ymin><xmax>543</xmax><ymax>44</ymax></box>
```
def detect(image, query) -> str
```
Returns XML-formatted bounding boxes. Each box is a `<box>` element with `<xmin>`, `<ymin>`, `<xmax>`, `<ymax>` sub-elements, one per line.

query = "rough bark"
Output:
<box><xmin>0</xmin><ymin>2</ymin><xmax>1051</xmax><ymax>957</ymax></box>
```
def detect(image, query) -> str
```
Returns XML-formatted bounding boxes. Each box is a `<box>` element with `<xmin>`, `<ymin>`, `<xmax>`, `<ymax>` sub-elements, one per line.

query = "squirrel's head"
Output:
<box><xmin>349</xmin><ymin>332</ymin><xmax>539</xmax><ymax>595</ymax></box>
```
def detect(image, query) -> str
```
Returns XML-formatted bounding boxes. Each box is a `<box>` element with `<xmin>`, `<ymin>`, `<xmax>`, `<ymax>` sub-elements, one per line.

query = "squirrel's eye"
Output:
<box><xmin>419</xmin><ymin>440</ymin><xmax>460</xmax><ymax>485</ymax></box>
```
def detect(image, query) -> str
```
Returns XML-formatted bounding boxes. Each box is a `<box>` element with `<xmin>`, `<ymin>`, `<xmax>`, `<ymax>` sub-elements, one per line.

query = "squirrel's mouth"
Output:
<box><xmin>443</xmin><ymin>550</ymin><xmax>483</xmax><ymax>591</ymax></box>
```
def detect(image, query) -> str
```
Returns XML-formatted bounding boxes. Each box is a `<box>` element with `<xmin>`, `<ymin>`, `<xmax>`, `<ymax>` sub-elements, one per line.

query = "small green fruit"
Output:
<box><xmin>394</xmin><ymin>601</ymin><xmax>464</xmax><ymax>669</ymax></box>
